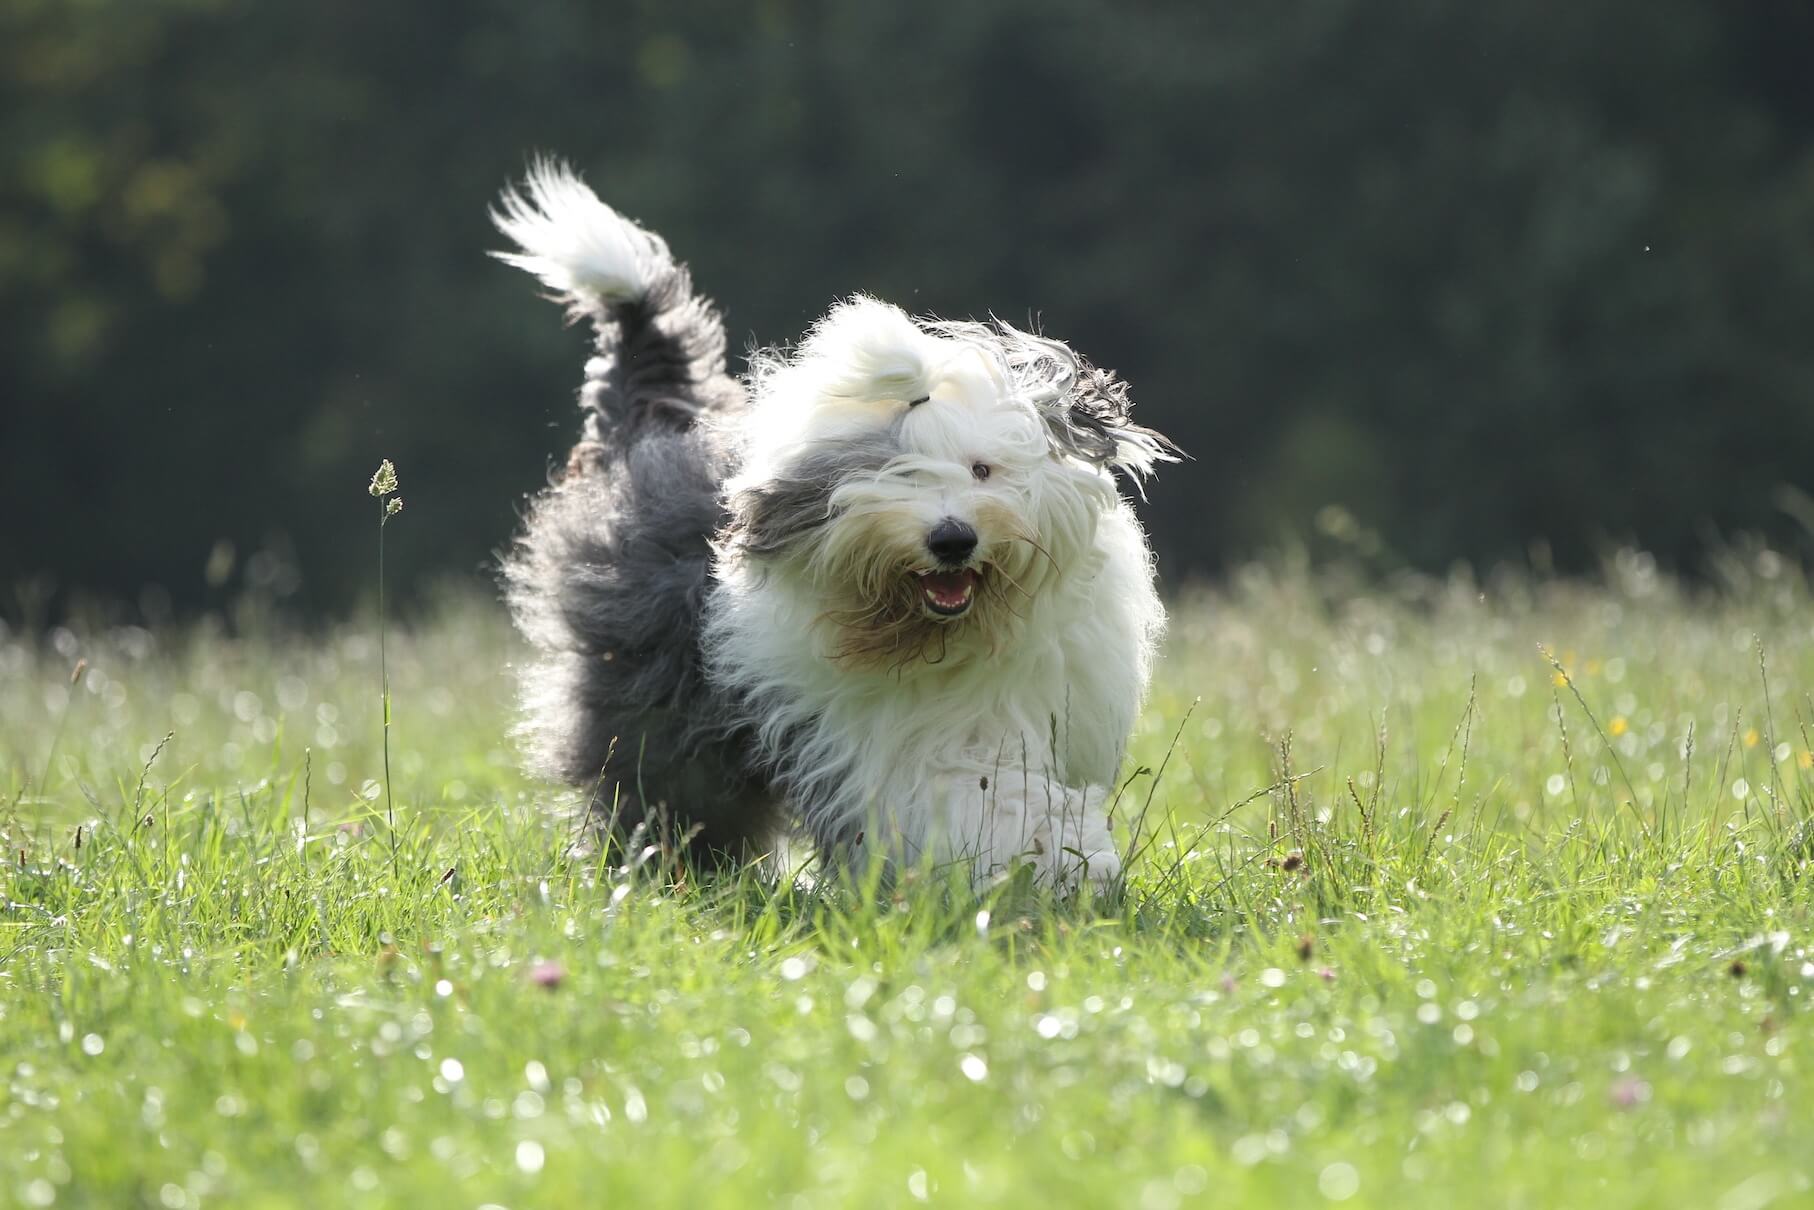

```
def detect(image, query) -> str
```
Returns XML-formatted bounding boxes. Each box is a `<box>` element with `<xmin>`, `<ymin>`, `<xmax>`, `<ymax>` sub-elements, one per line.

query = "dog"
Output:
<box><xmin>494</xmin><ymin>160</ymin><xmax>1175</xmax><ymax>888</ymax></box>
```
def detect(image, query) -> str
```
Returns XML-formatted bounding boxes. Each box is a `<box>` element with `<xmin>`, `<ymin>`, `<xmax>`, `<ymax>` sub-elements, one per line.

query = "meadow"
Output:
<box><xmin>2</xmin><ymin>555</ymin><xmax>1811</xmax><ymax>1208</ymax></box>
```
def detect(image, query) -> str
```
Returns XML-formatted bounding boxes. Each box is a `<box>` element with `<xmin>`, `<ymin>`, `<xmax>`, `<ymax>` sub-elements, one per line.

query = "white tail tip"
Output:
<box><xmin>490</xmin><ymin>158</ymin><xmax>672</xmax><ymax>307</ymax></box>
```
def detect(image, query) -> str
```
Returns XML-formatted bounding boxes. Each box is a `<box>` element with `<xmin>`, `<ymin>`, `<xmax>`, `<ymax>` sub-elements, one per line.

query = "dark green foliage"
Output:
<box><xmin>4</xmin><ymin>0</ymin><xmax>1813</xmax><ymax>613</ymax></box>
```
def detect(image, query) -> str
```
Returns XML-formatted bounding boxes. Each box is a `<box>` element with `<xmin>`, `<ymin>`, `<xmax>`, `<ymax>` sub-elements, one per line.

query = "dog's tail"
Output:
<box><xmin>491</xmin><ymin>158</ymin><xmax>743</xmax><ymax>450</ymax></box>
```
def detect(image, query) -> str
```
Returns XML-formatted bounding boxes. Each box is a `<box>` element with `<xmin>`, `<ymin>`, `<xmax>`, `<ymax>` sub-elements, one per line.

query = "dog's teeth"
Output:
<box><xmin>916</xmin><ymin>569</ymin><xmax>978</xmax><ymax>616</ymax></box>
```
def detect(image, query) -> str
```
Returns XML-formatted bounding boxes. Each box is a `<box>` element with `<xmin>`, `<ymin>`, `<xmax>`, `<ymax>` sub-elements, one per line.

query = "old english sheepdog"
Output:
<box><xmin>494</xmin><ymin>160</ymin><xmax>1175</xmax><ymax>888</ymax></box>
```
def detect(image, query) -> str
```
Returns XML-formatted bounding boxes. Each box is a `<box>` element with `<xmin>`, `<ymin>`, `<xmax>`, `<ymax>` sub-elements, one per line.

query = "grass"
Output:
<box><xmin>2</xmin><ymin>558</ymin><xmax>1812</xmax><ymax>1208</ymax></box>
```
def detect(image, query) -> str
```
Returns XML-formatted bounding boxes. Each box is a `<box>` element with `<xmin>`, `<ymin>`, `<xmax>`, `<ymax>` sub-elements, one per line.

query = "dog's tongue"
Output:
<box><xmin>920</xmin><ymin>570</ymin><xmax>976</xmax><ymax>610</ymax></box>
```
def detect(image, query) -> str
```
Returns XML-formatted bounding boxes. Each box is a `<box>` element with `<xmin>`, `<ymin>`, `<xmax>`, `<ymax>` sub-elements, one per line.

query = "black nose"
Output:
<box><xmin>926</xmin><ymin>518</ymin><xmax>978</xmax><ymax>565</ymax></box>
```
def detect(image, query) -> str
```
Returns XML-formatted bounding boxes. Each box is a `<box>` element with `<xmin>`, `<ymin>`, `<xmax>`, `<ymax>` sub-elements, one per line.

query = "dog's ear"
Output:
<box><xmin>1046</xmin><ymin>358</ymin><xmax>1180</xmax><ymax>479</ymax></box>
<box><xmin>995</xmin><ymin>322</ymin><xmax>1180</xmax><ymax>478</ymax></box>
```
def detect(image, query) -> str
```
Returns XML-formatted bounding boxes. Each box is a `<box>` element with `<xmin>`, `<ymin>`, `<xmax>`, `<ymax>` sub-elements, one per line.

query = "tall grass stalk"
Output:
<box><xmin>368</xmin><ymin>459</ymin><xmax>404</xmax><ymax>881</ymax></box>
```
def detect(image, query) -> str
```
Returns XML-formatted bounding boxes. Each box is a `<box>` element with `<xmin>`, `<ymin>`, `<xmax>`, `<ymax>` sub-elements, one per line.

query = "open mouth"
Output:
<box><xmin>915</xmin><ymin>568</ymin><xmax>980</xmax><ymax>617</ymax></box>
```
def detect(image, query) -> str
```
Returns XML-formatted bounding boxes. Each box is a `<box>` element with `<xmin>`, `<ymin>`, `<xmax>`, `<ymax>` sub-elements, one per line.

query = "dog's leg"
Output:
<box><xmin>1005</xmin><ymin>781</ymin><xmax>1122</xmax><ymax>891</ymax></box>
<box><xmin>918</xmin><ymin>765</ymin><xmax>1121</xmax><ymax>891</ymax></box>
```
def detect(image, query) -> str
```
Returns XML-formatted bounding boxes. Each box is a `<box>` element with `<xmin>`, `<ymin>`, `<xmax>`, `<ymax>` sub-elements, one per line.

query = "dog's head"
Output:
<box><xmin>723</xmin><ymin>297</ymin><xmax>1175</xmax><ymax>667</ymax></box>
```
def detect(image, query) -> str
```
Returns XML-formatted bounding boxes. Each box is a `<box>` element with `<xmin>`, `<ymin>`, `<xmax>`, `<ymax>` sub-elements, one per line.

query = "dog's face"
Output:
<box><xmin>725</xmin><ymin>298</ymin><xmax>1173</xmax><ymax>666</ymax></box>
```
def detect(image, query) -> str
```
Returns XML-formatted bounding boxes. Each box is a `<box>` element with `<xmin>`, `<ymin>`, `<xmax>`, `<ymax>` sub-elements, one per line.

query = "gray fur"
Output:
<box><xmin>577</xmin><ymin>269</ymin><xmax>746</xmax><ymax>437</ymax></box>
<box><xmin>1044</xmin><ymin>359</ymin><xmax>1179</xmax><ymax>473</ymax></box>
<box><xmin>727</xmin><ymin>428</ymin><xmax>903</xmax><ymax>557</ymax></box>
<box><xmin>990</xmin><ymin>323</ymin><xmax>1177</xmax><ymax>474</ymax></box>
<box><xmin>503</xmin><ymin>263</ymin><xmax>779</xmax><ymax>861</ymax></box>
<box><xmin>928</xmin><ymin>318</ymin><xmax>1178</xmax><ymax>475</ymax></box>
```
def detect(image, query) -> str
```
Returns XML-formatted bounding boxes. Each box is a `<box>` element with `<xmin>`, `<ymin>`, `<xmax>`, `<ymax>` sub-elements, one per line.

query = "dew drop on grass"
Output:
<box><xmin>844</xmin><ymin>976</ymin><xmax>877</xmax><ymax>1009</ymax></box>
<box><xmin>1139</xmin><ymin>1178</ymin><xmax>1180</xmax><ymax>1210</ymax></box>
<box><xmin>440</xmin><ymin>1058</ymin><xmax>464</xmax><ymax>1082</ymax></box>
<box><xmin>959</xmin><ymin>1054</ymin><xmax>988</xmax><ymax>1082</ymax></box>
<box><xmin>516</xmin><ymin>1140</ymin><xmax>544</xmax><ymax>1174</ymax></box>
<box><xmin>1318</xmin><ymin>1163</ymin><xmax>1360</xmax><ymax>1201</ymax></box>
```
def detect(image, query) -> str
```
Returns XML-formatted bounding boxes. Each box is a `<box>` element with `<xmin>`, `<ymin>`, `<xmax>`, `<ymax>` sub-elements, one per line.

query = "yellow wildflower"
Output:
<box><xmin>1609</xmin><ymin>716</ymin><xmax>1628</xmax><ymax>737</ymax></box>
<box><xmin>1743</xmin><ymin>728</ymin><xmax>1760</xmax><ymax>749</ymax></box>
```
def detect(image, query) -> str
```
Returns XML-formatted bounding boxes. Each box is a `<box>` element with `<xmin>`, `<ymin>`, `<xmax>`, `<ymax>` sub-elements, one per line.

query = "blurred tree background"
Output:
<box><xmin>4</xmin><ymin>0</ymin><xmax>1813</xmax><ymax>618</ymax></box>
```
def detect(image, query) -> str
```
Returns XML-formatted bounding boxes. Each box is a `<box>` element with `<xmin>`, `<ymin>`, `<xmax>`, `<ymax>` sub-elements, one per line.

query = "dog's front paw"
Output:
<box><xmin>1009</xmin><ymin>785</ymin><xmax>1122</xmax><ymax>893</ymax></box>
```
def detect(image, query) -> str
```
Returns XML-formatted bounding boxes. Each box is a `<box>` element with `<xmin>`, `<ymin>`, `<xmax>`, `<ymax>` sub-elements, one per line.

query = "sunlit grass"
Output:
<box><xmin>2</xmin><ymin>558</ymin><xmax>1812</xmax><ymax>1208</ymax></box>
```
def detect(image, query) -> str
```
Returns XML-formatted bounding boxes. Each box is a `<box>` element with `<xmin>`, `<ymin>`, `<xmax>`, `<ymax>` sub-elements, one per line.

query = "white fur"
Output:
<box><xmin>489</xmin><ymin>158</ymin><xmax>672</xmax><ymax>310</ymax></box>
<box><xmin>705</xmin><ymin>300</ymin><xmax>1165</xmax><ymax>890</ymax></box>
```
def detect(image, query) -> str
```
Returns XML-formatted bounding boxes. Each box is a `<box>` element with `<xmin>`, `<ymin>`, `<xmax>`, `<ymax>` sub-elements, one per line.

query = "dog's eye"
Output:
<box><xmin>971</xmin><ymin>462</ymin><xmax>992</xmax><ymax>481</ymax></box>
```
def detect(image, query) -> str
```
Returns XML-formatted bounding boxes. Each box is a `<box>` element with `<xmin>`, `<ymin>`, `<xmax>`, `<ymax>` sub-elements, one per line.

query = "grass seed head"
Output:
<box><xmin>368</xmin><ymin>459</ymin><xmax>399</xmax><ymax>497</ymax></box>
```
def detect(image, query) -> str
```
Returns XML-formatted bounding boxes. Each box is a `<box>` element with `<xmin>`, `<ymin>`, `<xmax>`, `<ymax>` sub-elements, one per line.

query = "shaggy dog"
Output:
<box><xmin>494</xmin><ymin>161</ymin><xmax>1175</xmax><ymax>888</ymax></box>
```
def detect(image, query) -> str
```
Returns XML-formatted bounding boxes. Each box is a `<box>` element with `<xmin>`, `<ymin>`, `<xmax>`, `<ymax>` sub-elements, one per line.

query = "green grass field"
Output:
<box><xmin>3</xmin><ymin>562</ymin><xmax>1812</xmax><ymax>1208</ymax></box>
